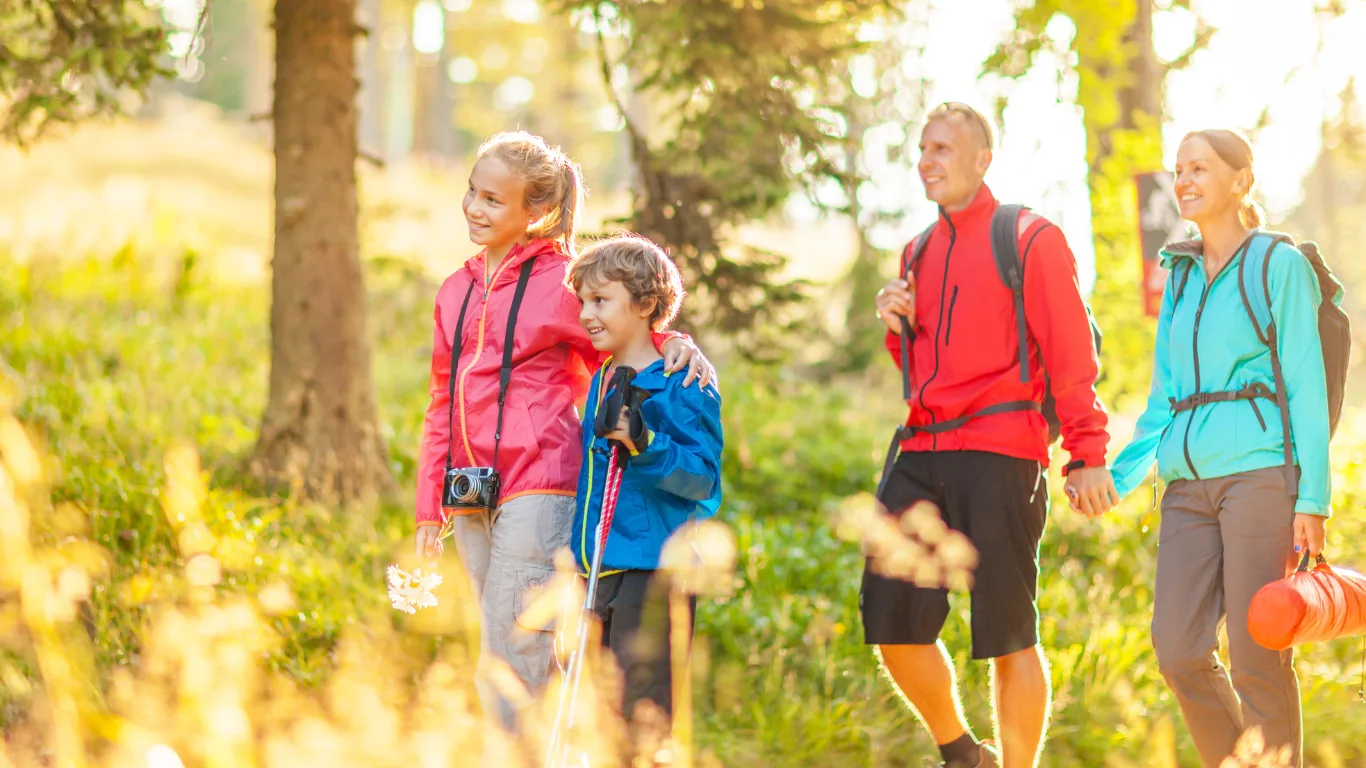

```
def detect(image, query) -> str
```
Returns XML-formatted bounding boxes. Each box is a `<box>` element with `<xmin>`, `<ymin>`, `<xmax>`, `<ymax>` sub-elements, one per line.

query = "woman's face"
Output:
<box><xmin>1173</xmin><ymin>136</ymin><xmax>1249</xmax><ymax>229</ymax></box>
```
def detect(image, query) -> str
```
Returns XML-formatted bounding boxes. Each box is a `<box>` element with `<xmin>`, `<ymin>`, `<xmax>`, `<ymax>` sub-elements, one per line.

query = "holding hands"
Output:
<box><xmin>1065</xmin><ymin>467</ymin><xmax>1121</xmax><ymax>518</ymax></box>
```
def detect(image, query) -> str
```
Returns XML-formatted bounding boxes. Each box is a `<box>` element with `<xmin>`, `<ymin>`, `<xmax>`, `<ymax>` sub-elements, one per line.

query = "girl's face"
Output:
<box><xmin>577</xmin><ymin>278</ymin><xmax>654</xmax><ymax>353</ymax></box>
<box><xmin>463</xmin><ymin>156</ymin><xmax>535</xmax><ymax>251</ymax></box>
<box><xmin>1173</xmin><ymin>136</ymin><xmax>1248</xmax><ymax>229</ymax></box>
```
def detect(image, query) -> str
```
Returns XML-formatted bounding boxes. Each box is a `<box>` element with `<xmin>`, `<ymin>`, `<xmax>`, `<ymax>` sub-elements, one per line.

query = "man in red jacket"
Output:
<box><xmin>867</xmin><ymin>102</ymin><xmax>1119</xmax><ymax>768</ymax></box>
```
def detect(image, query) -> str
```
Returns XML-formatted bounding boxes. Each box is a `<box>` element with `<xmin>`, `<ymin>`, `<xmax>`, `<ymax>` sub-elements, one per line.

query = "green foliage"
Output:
<box><xmin>5</xmin><ymin>251</ymin><xmax>1366</xmax><ymax>765</ymax></box>
<box><xmin>0</xmin><ymin>0</ymin><xmax>172</xmax><ymax>145</ymax></box>
<box><xmin>547</xmin><ymin>0</ymin><xmax>896</xmax><ymax>358</ymax></box>
<box><xmin>984</xmin><ymin>0</ymin><xmax>1170</xmax><ymax>410</ymax></box>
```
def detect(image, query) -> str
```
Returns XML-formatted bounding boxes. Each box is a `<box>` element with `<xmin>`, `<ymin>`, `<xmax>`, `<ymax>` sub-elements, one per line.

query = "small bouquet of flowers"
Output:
<box><xmin>387</xmin><ymin>516</ymin><xmax>457</xmax><ymax>614</ymax></box>
<box><xmin>387</xmin><ymin>565</ymin><xmax>442</xmax><ymax>614</ymax></box>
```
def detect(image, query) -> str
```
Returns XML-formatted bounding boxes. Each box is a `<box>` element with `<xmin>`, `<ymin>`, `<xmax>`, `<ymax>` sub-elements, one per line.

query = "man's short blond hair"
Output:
<box><xmin>568</xmin><ymin>234</ymin><xmax>685</xmax><ymax>332</ymax></box>
<box><xmin>926</xmin><ymin>102</ymin><xmax>996</xmax><ymax>150</ymax></box>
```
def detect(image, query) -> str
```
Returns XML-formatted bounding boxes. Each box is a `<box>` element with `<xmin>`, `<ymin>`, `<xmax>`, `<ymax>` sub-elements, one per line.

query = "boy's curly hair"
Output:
<box><xmin>568</xmin><ymin>234</ymin><xmax>685</xmax><ymax>332</ymax></box>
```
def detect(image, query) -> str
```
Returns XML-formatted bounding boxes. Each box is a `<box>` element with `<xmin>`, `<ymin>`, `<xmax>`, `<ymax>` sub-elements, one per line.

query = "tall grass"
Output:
<box><xmin>3</xmin><ymin>248</ymin><xmax>1365</xmax><ymax>767</ymax></box>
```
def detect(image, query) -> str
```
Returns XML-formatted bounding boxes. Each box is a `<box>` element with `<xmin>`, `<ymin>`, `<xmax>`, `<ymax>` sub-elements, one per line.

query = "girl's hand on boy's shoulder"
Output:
<box><xmin>661</xmin><ymin>336</ymin><xmax>717</xmax><ymax>389</ymax></box>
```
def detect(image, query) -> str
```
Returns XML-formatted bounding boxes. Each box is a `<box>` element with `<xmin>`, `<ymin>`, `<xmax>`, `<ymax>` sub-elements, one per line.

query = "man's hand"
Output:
<box><xmin>661</xmin><ymin>336</ymin><xmax>716</xmax><ymax>388</ymax></box>
<box><xmin>604</xmin><ymin>405</ymin><xmax>645</xmax><ymax>454</ymax></box>
<box><xmin>1293</xmin><ymin>513</ymin><xmax>1327</xmax><ymax>559</ymax></box>
<box><xmin>1064</xmin><ymin>466</ymin><xmax>1121</xmax><ymax>518</ymax></box>
<box><xmin>415</xmin><ymin>526</ymin><xmax>443</xmax><ymax>562</ymax></box>
<box><xmin>876</xmin><ymin>277</ymin><xmax>916</xmax><ymax>335</ymax></box>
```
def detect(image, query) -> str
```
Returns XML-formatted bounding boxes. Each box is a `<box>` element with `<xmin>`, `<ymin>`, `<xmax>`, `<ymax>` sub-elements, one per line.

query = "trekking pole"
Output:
<box><xmin>544</xmin><ymin>441</ymin><xmax>628</xmax><ymax>768</ymax></box>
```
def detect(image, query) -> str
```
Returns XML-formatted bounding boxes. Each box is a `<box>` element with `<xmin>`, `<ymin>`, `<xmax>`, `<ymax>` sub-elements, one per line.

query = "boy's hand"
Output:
<box><xmin>876</xmin><ymin>277</ymin><xmax>916</xmax><ymax>335</ymax></box>
<box><xmin>662</xmin><ymin>336</ymin><xmax>716</xmax><ymax>388</ymax></box>
<box><xmin>604</xmin><ymin>405</ymin><xmax>647</xmax><ymax>455</ymax></box>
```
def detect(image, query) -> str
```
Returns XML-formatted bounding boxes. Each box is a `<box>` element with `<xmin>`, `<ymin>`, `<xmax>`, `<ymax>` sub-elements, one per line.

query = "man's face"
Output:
<box><xmin>917</xmin><ymin>114</ymin><xmax>992</xmax><ymax>211</ymax></box>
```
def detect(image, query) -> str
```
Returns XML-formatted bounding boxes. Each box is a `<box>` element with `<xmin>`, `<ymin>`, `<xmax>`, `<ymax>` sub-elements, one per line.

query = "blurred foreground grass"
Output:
<box><xmin>3</xmin><ymin>127</ymin><xmax>1366</xmax><ymax>764</ymax></box>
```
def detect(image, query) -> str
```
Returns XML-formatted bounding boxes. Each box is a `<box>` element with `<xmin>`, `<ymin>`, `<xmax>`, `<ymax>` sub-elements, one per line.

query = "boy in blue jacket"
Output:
<box><xmin>567</xmin><ymin>234</ymin><xmax>724</xmax><ymax>726</ymax></box>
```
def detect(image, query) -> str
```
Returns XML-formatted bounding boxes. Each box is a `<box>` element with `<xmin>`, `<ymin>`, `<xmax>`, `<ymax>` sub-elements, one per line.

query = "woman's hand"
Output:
<box><xmin>415</xmin><ymin>526</ymin><xmax>443</xmax><ymax>562</ymax></box>
<box><xmin>662</xmin><ymin>336</ymin><xmax>716</xmax><ymax>388</ymax></box>
<box><xmin>1293</xmin><ymin>513</ymin><xmax>1327</xmax><ymax>558</ymax></box>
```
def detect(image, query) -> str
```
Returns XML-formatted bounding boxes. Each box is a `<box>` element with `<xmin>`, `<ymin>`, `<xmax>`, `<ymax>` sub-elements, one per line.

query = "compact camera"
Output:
<box><xmin>441</xmin><ymin>466</ymin><xmax>501</xmax><ymax>512</ymax></box>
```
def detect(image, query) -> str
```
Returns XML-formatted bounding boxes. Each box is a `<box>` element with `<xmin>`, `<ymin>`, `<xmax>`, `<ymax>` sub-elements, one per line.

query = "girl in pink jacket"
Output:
<box><xmin>413</xmin><ymin>131</ymin><xmax>711</xmax><ymax>733</ymax></box>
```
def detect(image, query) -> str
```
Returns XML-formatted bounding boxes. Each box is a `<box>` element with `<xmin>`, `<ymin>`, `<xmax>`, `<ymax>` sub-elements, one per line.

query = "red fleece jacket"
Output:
<box><xmin>885</xmin><ymin>184</ymin><xmax>1109</xmax><ymax>469</ymax></box>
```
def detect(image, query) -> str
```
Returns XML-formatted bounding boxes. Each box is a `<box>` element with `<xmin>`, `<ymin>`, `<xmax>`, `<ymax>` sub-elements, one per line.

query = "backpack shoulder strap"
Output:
<box><xmin>1237</xmin><ymin>233</ymin><xmax>1293</xmax><ymax>347</ymax></box>
<box><xmin>990</xmin><ymin>203</ymin><xmax>1035</xmax><ymax>383</ymax></box>
<box><xmin>1236</xmin><ymin>232</ymin><xmax>1297</xmax><ymax>495</ymax></box>
<box><xmin>1174</xmin><ymin>260</ymin><xmax>1194</xmax><ymax>306</ymax></box>
<box><xmin>897</xmin><ymin>222</ymin><xmax>937</xmax><ymax>400</ymax></box>
<box><xmin>903</xmin><ymin>221</ymin><xmax>937</xmax><ymax>279</ymax></box>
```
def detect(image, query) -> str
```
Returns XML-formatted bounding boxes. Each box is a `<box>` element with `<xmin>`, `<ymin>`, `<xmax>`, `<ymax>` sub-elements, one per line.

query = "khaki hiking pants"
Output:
<box><xmin>451</xmin><ymin>493</ymin><xmax>576</xmax><ymax>733</ymax></box>
<box><xmin>1153</xmin><ymin>466</ymin><xmax>1302</xmax><ymax>768</ymax></box>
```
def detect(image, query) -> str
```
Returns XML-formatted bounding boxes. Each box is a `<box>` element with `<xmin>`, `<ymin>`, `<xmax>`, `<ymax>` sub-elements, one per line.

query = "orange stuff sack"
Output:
<box><xmin>1247</xmin><ymin>555</ymin><xmax>1366</xmax><ymax>651</ymax></box>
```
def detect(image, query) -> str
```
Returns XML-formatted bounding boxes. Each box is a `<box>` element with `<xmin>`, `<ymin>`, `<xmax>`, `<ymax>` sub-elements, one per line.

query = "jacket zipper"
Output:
<box><xmin>944</xmin><ymin>286</ymin><xmax>960</xmax><ymax>346</ymax></box>
<box><xmin>456</xmin><ymin>247</ymin><xmax>523</xmax><ymax>466</ymax></box>
<box><xmin>917</xmin><ymin>212</ymin><xmax>957</xmax><ymax>451</ymax></box>
<box><xmin>1182</xmin><ymin>270</ymin><xmax>1210</xmax><ymax>479</ymax></box>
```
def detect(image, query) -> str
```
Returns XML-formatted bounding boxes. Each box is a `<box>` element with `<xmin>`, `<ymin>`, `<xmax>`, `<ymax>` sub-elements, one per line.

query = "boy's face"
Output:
<box><xmin>577</xmin><ymin>278</ymin><xmax>654</xmax><ymax>353</ymax></box>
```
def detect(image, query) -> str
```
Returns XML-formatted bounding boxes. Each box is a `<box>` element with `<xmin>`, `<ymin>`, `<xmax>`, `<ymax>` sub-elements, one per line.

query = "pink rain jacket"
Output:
<box><xmin>416</xmin><ymin>238</ymin><xmax>677</xmax><ymax>526</ymax></box>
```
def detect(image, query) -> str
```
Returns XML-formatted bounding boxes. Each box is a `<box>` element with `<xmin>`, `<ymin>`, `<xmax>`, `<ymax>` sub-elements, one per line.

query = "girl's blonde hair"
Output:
<box><xmin>477</xmin><ymin>131</ymin><xmax>585</xmax><ymax>251</ymax></box>
<box><xmin>1182</xmin><ymin>128</ymin><xmax>1265</xmax><ymax>229</ymax></box>
<box><xmin>568</xmin><ymin>234</ymin><xmax>685</xmax><ymax>332</ymax></box>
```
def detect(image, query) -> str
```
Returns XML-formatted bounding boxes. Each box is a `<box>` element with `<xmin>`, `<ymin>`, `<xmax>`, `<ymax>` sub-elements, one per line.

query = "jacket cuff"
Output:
<box><xmin>1293</xmin><ymin>499</ymin><xmax>1331</xmax><ymax>517</ymax></box>
<box><xmin>633</xmin><ymin>430</ymin><xmax>669</xmax><ymax>465</ymax></box>
<box><xmin>653</xmin><ymin>330</ymin><xmax>687</xmax><ymax>351</ymax></box>
<box><xmin>1062</xmin><ymin>453</ymin><xmax>1106</xmax><ymax>476</ymax></box>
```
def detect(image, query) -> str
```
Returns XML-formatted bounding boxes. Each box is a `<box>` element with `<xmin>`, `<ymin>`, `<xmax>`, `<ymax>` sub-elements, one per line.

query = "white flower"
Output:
<box><xmin>387</xmin><ymin>565</ymin><xmax>443</xmax><ymax>614</ymax></box>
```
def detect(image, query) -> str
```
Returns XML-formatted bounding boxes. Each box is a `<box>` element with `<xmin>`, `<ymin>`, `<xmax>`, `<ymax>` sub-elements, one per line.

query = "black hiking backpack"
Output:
<box><xmin>1169</xmin><ymin>231</ymin><xmax>1350</xmax><ymax>494</ymax></box>
<box><xmin>990</xmin><ymin>204</ymin><xmax>1103</xmax><ymax>444</ymax></box>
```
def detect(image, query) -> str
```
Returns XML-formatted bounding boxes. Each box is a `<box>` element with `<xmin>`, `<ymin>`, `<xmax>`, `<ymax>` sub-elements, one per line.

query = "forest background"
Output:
<box><xmin>4</xmin><ymin>0</ymin><xmax>1366</xmax><ymax>765</ymax></box>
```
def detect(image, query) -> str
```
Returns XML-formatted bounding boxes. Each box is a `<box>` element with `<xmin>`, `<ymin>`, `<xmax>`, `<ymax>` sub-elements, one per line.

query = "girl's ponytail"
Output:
<box><xmin>477</xmin><ymin>131</ymin><xmax>585</xmax><ymax>252</ymax></box>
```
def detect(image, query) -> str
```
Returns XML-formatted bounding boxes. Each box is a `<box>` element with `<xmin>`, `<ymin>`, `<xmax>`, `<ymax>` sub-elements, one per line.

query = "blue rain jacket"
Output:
<box><xmin>572</xmin><ymin>359</ymin><xmax>724</xmax><ymax>573</ymax></box>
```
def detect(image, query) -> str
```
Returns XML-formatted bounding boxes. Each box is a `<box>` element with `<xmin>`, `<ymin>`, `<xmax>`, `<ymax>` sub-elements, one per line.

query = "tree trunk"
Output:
<box><xmin>836</xmin><ymin>109</ymin><xmax>888</xmax><ymax>374</ymax></box>
<box><xmin>254</xmin><ymin>0</ymin><xmax>392</xmax><ymax>503</ymax></box>
<box><xmin>1119</xmin><ymin>0</ymin><xmax>1160</xmax><ymax>130</ymax></box>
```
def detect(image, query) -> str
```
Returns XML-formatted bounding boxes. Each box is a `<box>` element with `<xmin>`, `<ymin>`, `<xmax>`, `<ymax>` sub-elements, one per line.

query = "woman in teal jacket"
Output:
<box><xmin>1109</xmin><ymin>129</ymin><xmax>1331</xmax><ymax>768</ymax></box>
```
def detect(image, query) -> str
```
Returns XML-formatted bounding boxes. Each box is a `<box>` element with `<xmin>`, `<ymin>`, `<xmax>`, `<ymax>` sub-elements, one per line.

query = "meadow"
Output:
<box><xmin>3</xmin><ymin>114</ymin><xmax>1366</xmax><ymax>768</ymax></box>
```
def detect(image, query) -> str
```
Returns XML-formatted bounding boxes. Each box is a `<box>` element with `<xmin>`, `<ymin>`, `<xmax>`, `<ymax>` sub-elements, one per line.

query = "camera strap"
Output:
<box><xmin>492</xmin><ymin>257</ymin><xmax>538</xmax><ymax>473</ymax></box>
<box><xmin>443</xmin><ymin>255</ymin><xmax>539</xmax><ymax>474</ymax></box>
<box><xmin>444</xmin><ymin>281</ymin><xmax>477</xmax><ymax>473</ymax></box>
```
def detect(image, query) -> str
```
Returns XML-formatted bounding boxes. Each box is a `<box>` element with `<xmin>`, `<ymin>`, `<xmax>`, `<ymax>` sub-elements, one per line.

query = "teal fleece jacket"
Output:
<box><xmin>1110</xmin><ymin>231</ymin><xmax>1333</xmax><ymax>515</ymax></box>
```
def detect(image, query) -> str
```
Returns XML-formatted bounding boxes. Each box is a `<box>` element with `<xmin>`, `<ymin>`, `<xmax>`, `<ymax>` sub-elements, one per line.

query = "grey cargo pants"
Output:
<box><xmin>451</xmin><ymin>493</ymin><xmax>576</xmax><ymax>732</ymax></box>
<box><xmin>1152</xmin><ymin>466</ymin><xmax>1303</xmax><ymax>768</ymax></box>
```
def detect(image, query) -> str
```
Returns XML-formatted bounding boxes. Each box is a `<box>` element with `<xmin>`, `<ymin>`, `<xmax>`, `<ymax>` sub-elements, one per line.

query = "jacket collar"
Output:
<box><xmin>1159</xmin><ymin>229</ymin><xmax>1264</xmax><ymax>270</ymax></box>
<box><xmin>939</xmin><ymin>183</ymin><xmax>996</xmax><ymax>230</ymax></box>
<box><xmin>599</xmin><ymin>358</ymin><xmax>671</xmax><ymax>395</ymax></box>
<box><xmin>462</xmin><ymin>238</ymin><xmax>565</xmax><ymax>284</ymax></box>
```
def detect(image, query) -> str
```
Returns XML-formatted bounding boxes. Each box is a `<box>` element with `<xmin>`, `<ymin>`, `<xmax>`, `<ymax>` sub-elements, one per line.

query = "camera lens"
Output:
<box><xmin>453</xmin><ymin>474</ymin><xmax>479</xmax><ymax>502</ymax></box>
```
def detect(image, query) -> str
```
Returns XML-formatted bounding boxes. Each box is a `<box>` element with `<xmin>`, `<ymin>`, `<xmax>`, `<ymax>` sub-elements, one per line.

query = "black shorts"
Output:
<box><xmin>592</xmin><ymin>570</ymin><xmax>695</xmax><ymax>720</ymax></box>
<box><xmin>861</xmin><ymin>450</ymin><xmax>1048</xmax><ymax>660</ymax></box>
